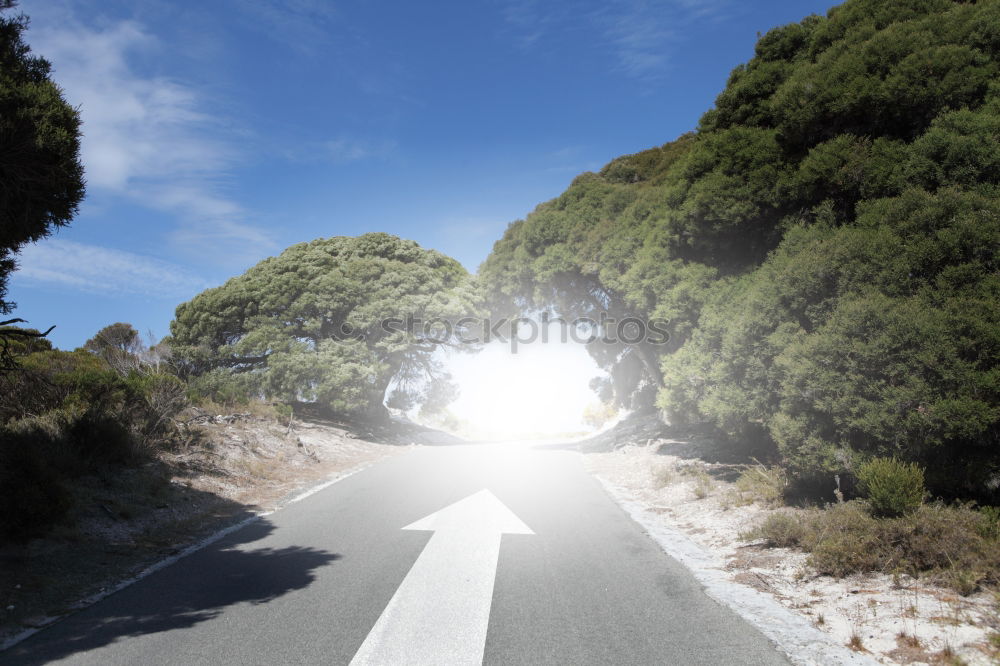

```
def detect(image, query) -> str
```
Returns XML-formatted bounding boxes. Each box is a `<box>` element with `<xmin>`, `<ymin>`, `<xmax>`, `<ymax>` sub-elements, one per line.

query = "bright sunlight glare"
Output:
<box><xmin>437</xmin><ymin>335</ymin><xmax>608</xmax><ymax>441</ymax></box>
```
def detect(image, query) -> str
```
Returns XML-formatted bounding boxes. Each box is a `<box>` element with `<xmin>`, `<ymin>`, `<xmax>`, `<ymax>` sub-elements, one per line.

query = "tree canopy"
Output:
<box><xmin>170</xmin><ymin>233</ymin><xmax>479</xmax><ymax>419</ymax></box>
<box><xmin>481</xmin><ymin>0</ymin><xmax>1000</xmax><ymax>498</ymax></box>
<box><xmin>0</xmin><ymin>1</ymin><xmax>85</xmax><ymax>314</ymax></box>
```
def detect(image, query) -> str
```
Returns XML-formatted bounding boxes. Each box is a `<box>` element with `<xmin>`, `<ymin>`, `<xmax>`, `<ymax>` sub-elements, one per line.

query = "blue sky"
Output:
<box><xmin>10</xmin><ymin>0</ymin><xmax>835</xmax><ymax>349</ymax></box>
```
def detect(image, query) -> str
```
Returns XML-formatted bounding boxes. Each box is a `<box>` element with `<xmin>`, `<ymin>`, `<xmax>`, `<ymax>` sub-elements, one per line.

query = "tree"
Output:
<box><xmin>481</xmin><ymin>0</ymin><xmax>1000</xmax><ymax>499</ymax></box>
<box><xmin>83</xmin><ymin>322</ymin><xmax>143</xmax><ymax>375</ymax></box>
<box><xmin>0</xmin><ymin>1</ymin><xmax>85</xmax><ymax>314</ymax></box>
<box><xmin>170</xmin><ymin>233</ymin><xmax>479</xmax><ymax>420</ymax></box>
<box><xmin>479</xmin><ymin>139</ymin><xmax>697</xmax><ymax>411</ymax></box>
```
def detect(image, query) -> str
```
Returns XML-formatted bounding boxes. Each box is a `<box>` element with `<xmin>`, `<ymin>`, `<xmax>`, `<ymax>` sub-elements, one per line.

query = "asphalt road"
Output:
<box><xmin>4</xmin><ymin>442</ymin><xmax>790</xmax><ymax>665</ymax></box>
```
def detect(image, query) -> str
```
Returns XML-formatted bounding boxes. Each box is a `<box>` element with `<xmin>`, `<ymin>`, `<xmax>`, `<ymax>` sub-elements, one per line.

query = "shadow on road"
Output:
<box><xmin>5</xmin><ymin>519</ymin><xmax>340</xmax><ymax>665</ymax></box>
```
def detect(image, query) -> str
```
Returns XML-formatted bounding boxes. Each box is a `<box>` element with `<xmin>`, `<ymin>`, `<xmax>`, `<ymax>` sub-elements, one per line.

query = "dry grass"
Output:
<box><xmin>692</xmin><ymin>470</ymin><xmax>713</xmax><ymax>499</ymax></box>
<box><xmin>650</xmin><ymin>464</ymin><xmax>674</xmax><ymax>489</ymax></box>
<box><xmin>747</xmin><ymin>501</ymin><xmax>1000</xmax><ymax>595</ymax></box>
<box><xmin>734</xmin><ymin>464</ymin><xmax>787</xmax><ymax>507</ymax></box>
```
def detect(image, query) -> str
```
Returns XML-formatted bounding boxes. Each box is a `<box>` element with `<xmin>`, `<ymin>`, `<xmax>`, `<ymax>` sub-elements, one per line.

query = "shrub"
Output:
<box><xmin>0</xmin><ymin>429</ymin><xmax>74</xmax><ymax>543</ymax></box>
<box><xmin>693</xmin><ymin>470</ymin><xmax>714</xmax><ymax>499</ymax></box>
<box><xmin>649</xmin><ymin>462</ymin><xmax>675</xmax><ymax>489</ymax></box>
<box><xmin>857</xmin><ymin>457</ymin><xmax>925</xmax><ymax>518</ymax></box>
<box><xmin>68</xmin><ymin>408</ymin><xmax>137</xmax><ymax>465</ymax></box>
<box><xmin>804</xmin><ymin>502</ymin><xmax>886</xmax><ymax>576</ymax></box>
<box><xmin>748</xmin><ymin>511</ymin><xmax>808</xmax><ymax>547</ymax></box>
<box><xmin>977</xmin><ymin>506</ymin><xmax>1000</xmax><ymax>541</ymax></box>
<box><xmin>185</xmin><ymin>368</ymin><xmax>259</xmax><ymax>407</ymax></box>
<box><xmin>735</xmin><ymin>464</ymin><xmax>788</xmax><ymax>506</ymax></box>
<box><xmin>751</xmin><ymin>500</ymin><xmax>1000</xmax><ymax>593</ymax></box>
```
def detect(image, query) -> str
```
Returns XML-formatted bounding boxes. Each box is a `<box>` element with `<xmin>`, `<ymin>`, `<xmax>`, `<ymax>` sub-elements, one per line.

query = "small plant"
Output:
<box><xmin>746</xmin><ymin>511</ymin><xmax>807</xmax><ymax>547</ymax></box>
<box><xmin>936</xmin><ymin>643</ymin><xmax>966</xmax><ymax>666</ymax></box>
<box><xmin>650</xmin><ymin>465</ymin><xmax>673</xmax><ymax>489</ymax></box>
<box><xmin>946</xmin><ymin>567</ymin><xmax>979</xmax><ymax>597</ymax></box>
<box><xmin>693</xmin><ymin>470</ymin><xmax>713</xmax><ymax>499</ymax></box>
<box><xmin>735</xmin><ymin>464</ymin><xmax>787</xmax><ymax>506</ymax></box>
<box><xmin>977</xmin><ymin>505</ymin><xmax>1000</xmax><ymax>541</ymax></box>
<box><xmin>847</xmin><ymin>633</ymin><xmax>865</xmax><ymax>651</ymax></box>
<box><xmin>856</xmin><ymin>457</ymin><xmax>925</xmax><ymax>518</ymax></box>
<box><xmin>720</xmin><ymin>488</ymin><xmax>753</xmax><ymax>510</ymax></box>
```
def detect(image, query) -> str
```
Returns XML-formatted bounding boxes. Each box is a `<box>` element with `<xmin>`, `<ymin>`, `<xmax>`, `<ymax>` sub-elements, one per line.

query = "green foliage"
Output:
<box><xmin>0</xmin><ymin>325</ymin><xmax>52</xmax><ymax>355</ymax></box>
<box><xmin>483</xmin><ymin>0</ymin><xmax>1000</xmax><ymax>500</ymax></box>
<box><xmin>857</xmin><ymin>457</ymin><xmax>925</xmax><ymax>518</ymax></box>
<box><xmin>976</xmin><ymin>505</ymin><xmax>1000</xmax><ymax>542</ymax></box>
<box><xmin>748</xmin><ymin>511</ymin><xmax>808</xmax><ymax>548</ymax></box>
<box><xmin>0</xmin><ymin>433</ymin><xmax>73</xmax><ymax>542</ymax></box>
<box><xmin>170</xmin><ymin>233</ymin><xmax>478</xmax><ymax>419</ymax></box>
<box><xmin>0</xmin><ymin>1</ymin><xmax>84</xmax><ymax>313</ymax></box>
<box><xmin>82</xmin><ymin>322</ymin><xmax>143</xmax><ymax>375</ymax></box>
<box><xmin>185</xmin><ymin>367</ymin><xmax>260</xmax><ymax>407</ymax></box>
<box><xmin>0</xmin><ymin>322</ymin><xmax>193</xmax><ymax>543</ymax></box>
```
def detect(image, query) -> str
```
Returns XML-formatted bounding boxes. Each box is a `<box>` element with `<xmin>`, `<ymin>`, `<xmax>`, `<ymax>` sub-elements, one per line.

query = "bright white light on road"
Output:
<box><xmin>436</xmin><ymin>335</ymin><xmax>607</xmax><ymax>440</ymax></box>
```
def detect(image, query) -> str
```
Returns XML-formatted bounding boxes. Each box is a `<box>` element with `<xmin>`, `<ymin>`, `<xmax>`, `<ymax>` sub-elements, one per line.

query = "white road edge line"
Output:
<box><xmin>0</xmin><ymin>457</ymin><xmax>385</xmax><ymax>653</ymax></box>
<box><xmin>593</xmin><ymin>475</ymin><xmax>880</xmax><ymax>666</ymax></box>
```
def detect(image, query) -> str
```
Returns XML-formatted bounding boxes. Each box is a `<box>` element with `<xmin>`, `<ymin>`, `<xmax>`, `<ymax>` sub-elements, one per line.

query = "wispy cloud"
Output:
<box><xmin>539</xmin><ymin>146</ymin><xmax>601</xmax><ymax>175</ymax></box>
<box><xmin>325</xmin><ymin>136</ymin><xmax>398</xmax><ymax>164</ymax></box>
<box><xmin>498</xmin><ymin>0</ymin><xmax>550</xmax><ymax>48</ymax></box>
<box><xmin>24</xmin><ymin>10</ymin><xmax>275</xmax><ymax>261</ymax></box>
<box><xmin>601</xmin><ymin>1</ymin><xmax>676</xmax><ymax>78</ymax></box>
<box><xmin>14</xmin><ymin>240</ymin><xmax>209</xmax><ymax>299</ymax></box>
<box><xmin>498</xmin><ymin>0</ymin><xmax>731</xmax><ymax>81</ymax></box>
<box><xmin>231</xmin><ymin>0</ymin><xmax>340</xmax><ymax>53</ymax></box>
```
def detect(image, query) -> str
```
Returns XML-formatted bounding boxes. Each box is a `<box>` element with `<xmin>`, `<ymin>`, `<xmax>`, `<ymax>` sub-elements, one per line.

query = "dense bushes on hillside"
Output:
<box><xmin>0</xmin><ymin>327</ymin><xmax>189</xmax><ymax>541</ymax></box>
<box><xmin>481</xmin><ymin>0</ymin><xmax>1000</xmax><ymax>499</ymax></box>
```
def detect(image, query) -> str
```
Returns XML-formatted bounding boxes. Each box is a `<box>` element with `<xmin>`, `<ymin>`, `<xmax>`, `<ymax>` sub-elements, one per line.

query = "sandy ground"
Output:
<box><xmin>584</xmin><ymin>438</ymin><xmax>1000</xmax><ymax>665</ymax></box>
<box><xmin>0</xmin><ymin>409</ymin><xmax>407</xmax><ymax>646</ymax></box>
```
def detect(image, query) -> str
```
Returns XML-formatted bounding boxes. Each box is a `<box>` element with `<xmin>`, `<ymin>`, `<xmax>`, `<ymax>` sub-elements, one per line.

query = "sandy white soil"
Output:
<box><xmin>584</xmin><ymin>439</ymin><xmax>1000</xmax><ymax>666</ymax></box>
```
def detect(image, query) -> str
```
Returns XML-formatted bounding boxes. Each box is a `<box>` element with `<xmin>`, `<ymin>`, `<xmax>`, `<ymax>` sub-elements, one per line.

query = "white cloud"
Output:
<box><xmin>599</xmin><ymin>0</ymin><xmax>731</xmax><ymax>80</ymax></box>
<box><xmin>14</xmin><ymin>240</ymin><xmax>209</xmax><ymax>299</ymax></box>
<box><xmin>325</xmin><ymin>137</ymin><xmax>397</xmax><ymax>164</ymax></box>
<box><xmin>233</xmin><ymin>0</ymin><xmax>340</xmax><ymax>53</ymax></box>
<box><xmin>499</xmin><ymin>0</ymin><xmax>549</xmax><ymax>48</ymax></box>
<box><xmin>22</xmin><ymin>10</ymin><xmax>275</xmax><ymax>259</ymax></box>
<box><xmin>498</xmin><ymin>0</ymin><xmax>730</xmax><ymax>81</ymax></box>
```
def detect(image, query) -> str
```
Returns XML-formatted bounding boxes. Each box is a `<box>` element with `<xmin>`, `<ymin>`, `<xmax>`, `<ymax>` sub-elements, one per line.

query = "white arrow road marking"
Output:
<box><xmin>349</xmin><ymin>489</ymin><xmax>534</xmax><ymax>666</ymax></box>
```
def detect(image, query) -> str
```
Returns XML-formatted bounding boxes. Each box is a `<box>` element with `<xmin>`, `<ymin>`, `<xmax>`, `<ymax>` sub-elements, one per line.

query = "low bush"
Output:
<box><xmin>857</xmin><ymin>457</ymin><xmax>925</xmax><ymax>518</ymax></box>
<box><xmin>748</xmin><ymin>500</ymin><xmax>1000</xmax><ymax>593</ymax></box>
<box><xmin>806</xmin><ymin>502</ymin><xmax>888</xmax><ymax>576</ymax></box>
<box><xmin>185</xmin><ymin>368</ymin><xmax>260</xmax><ymax>408</ymax></box>
<box><xmin>735</xmin><ymin>464</ymin><xmax>788</xmax><ymax>506</ymax></box>
<box><xmin>748</xmin><ymin>511</ymin><xmax>808</xmax><ymax>548</ymax></box>
<box><xmin>692</xmin><ymin>470</ymin><xmax>714</xmax><ymax>499</ymax></box>
<box><xmin>651</xmin><ymin>464</ymin><xmax>673</xmax><ymax>489</ymax></box>
<box><xmin>0</xmin><ymin>428</ymin><xmax>74</xmax><ymax>543</ymax></box>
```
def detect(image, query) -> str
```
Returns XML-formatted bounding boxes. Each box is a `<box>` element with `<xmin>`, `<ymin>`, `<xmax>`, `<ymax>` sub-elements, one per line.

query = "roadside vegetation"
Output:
<box><xmin>2</xmin><ymin>0</ymin><xmax>999</xmax><ymax>650</ymax></box>
<box><xmin>1</xmin><ymin>322</ymin><xmax>251</xmax><ymax>543</ymax></box>
<box><xmin>481</xmin><ymin>0</ymin><xmax>1000</xmax><ymax>504</ymax></box>
<box><xmin>478</xmin><ymin>1</ymin><xmax>1000</xmax><ymax>652</ymax></box>
<box><xmin>749</xmin><ymin>458</ymin><xmax>1000</xmax><ymax>596</ymax></box>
